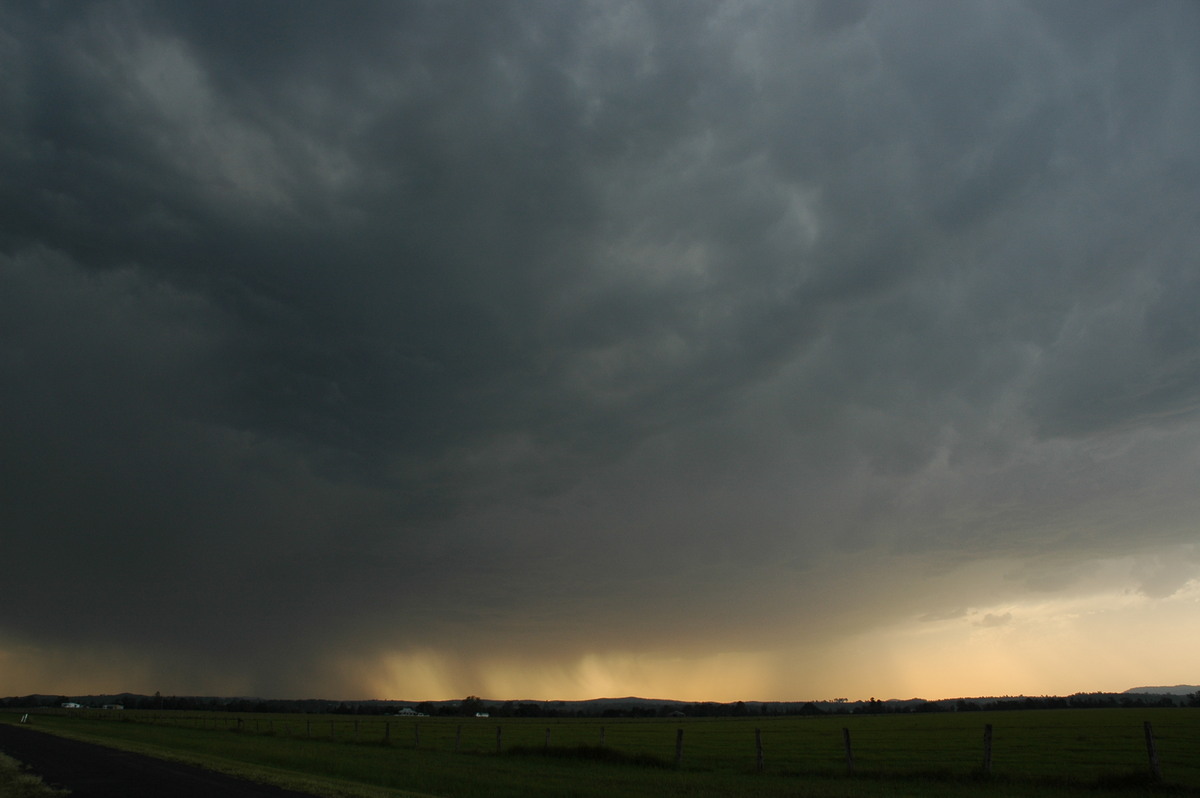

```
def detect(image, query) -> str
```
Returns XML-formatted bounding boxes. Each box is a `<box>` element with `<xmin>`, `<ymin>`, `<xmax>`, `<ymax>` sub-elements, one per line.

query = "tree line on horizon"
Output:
<box><xmin>4</xmin><ymin>691</ymin><xmax>1198</xmax><ymax>716</ymax></box>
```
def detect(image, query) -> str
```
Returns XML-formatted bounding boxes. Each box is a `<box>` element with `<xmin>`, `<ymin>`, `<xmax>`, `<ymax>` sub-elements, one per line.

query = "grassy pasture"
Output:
<box><xmin>5</xmin><ymin>708</ymin><xmax>1199</xmax><ymax>797</ymax></box>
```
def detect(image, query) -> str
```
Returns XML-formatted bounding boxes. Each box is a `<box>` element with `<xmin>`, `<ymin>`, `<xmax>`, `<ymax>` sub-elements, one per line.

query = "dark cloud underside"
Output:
<box><xmin>2</xmin><ymin>0</ymin><xmax>1199</xmax><ymax>698</ymax></box>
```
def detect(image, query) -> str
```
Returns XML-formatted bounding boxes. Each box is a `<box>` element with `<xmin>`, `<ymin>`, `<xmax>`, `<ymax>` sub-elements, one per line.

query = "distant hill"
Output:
<box><xmin>1124</xmin><ymin>685</ymin><xmax>1200</xmax><ymax>695</ymax></box>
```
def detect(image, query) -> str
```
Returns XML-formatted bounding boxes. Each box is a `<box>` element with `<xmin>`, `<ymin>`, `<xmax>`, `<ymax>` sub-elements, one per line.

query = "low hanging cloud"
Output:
<box><xmin>975</xmin><ymin>612</ymin><xmax>1013</xmax><ymax>629</ymax></box>
<box><xmin>2</xmin><ymin>0</ymin><xmax>1199</xmax><ymax>700</ymax></box>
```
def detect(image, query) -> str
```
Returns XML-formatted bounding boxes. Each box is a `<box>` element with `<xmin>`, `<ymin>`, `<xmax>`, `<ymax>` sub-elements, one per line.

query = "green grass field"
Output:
<box><xmin>4</xmin><ymin>708</ymin><xmax>1199</xmax><ymax>797</ymax></box>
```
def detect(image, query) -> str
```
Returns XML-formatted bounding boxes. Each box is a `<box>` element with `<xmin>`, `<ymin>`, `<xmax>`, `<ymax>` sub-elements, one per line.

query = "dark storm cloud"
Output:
<box><xmin>2</xmin><ymin>1</ymin><xmax>1199</xmax><ymax>697</ymax></box>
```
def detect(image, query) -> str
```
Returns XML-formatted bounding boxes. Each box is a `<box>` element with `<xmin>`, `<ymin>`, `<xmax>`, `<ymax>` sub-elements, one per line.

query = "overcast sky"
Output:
<box><xmin>3</xmin><ymin>0</ymin><xmax>1199</xmax><ymax>702</ymax></box>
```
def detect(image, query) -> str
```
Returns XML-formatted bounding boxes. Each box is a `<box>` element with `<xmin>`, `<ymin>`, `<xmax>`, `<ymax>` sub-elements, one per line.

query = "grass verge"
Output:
<box><xmin>0</xmin><ymin>752</ymin><xmax>70</xmax><ymax>798</ymax></box>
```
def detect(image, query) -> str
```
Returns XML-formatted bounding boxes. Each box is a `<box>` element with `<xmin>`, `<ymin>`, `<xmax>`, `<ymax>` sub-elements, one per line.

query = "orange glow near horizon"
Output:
<box><xmin>356</xmin><ymin>579</ymin><xmax>1200</xmax><ymax>703</ymax></box>
<box><xmin>4</xmin><ymin>576</ymin><xmax>1197</xmax><ymax>703</ymax></box>
<box><xmin>356</xmin><ymin>649</ymin><xmax>784</xmax><ymax>704</ymax></box>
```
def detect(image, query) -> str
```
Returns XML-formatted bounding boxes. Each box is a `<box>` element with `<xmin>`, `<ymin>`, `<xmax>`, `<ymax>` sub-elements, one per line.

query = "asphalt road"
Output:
<box><xmin>0</xmin><ymin>722</ymin><xmax>323</xmax><ymax>798</ymax></box>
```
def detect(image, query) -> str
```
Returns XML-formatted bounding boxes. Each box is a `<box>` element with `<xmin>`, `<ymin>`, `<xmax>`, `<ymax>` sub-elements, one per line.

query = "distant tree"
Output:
<box><xmin>514</xmin><ymin>702</ymin><xmax>543</xmax><ymax>717</ymax></box>
<box><xmin>460</xmin><ymin>695</ymin><xmax>484</xmax><ymax>716</ymax></box>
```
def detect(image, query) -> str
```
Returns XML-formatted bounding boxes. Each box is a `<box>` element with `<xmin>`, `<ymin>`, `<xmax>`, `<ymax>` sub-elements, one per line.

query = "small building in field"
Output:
<box><xmin>102</xmin><ymin>704</ymin><xmax>124</xmax><ymax>710</ymax></box>
<box><xmin>62</xmin><ymin>702</ymin><xmax>83</xmax><ymax>709</ymax></box>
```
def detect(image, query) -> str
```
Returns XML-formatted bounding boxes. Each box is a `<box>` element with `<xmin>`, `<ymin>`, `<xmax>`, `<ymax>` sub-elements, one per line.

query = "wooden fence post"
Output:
<box><xmin>330</xmin><ymin>721</ymin><xmax>336</xmax><ymax>739</ymax></box>
<box><xmin>384</xmin><ymin>721</ymin><xmax>390</xmax><ymax>744</ymax></box>
<box><xmin>755</xmin><ymin>728</ymin><xmax>764</xmax><ymax>773</ymax></box>
<box><xmin>599</xmin><ymin>726</ymin><xmax>605</xmax><ymax>747</ymax></box>
<box><xmin>414</xmin><ymin>723</ymin><xmax>420</xmax><ymax>749</ymax></box>
<box><xmin>456</xmin><ymin>725</ymin><xmax>463</xmax><ymax>752</ymax></box>
<box><xmin>982</xmin><ymin>724</ymin><xmax>993</xmax><ymax>776</ymax></box>
<box><xmin>842</xmin><ymin>728</ymin><xmax>854</xmax><ymax>776</ymax></box>
<box><xmin>496</xmin><ymin>725</ymin><xmax>503</xmax><ymax>753</ymax></box>
<box><xmin>1144</xmin><ymin>721</ymin><xmax>1162</xmax><ymax>782</ymax></box>
<box><xmin>675</xmin><ymin>728</ymin><xmax>685</xmax><ymax>768</ymax></box>
<box><xmin>544</xmin><ymin>727</ymin><xmax>551</xmax><ymax>749</ymax></box>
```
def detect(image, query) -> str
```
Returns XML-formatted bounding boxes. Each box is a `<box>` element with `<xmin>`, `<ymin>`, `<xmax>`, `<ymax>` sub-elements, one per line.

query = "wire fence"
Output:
<box><xmin>27</xmin><ymin>708</ymin><xmax>1200</xmax><ymax>786</ymax></box>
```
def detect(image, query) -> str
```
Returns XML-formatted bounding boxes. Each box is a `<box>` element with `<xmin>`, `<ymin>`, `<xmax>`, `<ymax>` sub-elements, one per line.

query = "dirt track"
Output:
<box><xmin>0</xmin><ymin>722</ymin><xmax>322</xmax><ymax>798</ymax></box>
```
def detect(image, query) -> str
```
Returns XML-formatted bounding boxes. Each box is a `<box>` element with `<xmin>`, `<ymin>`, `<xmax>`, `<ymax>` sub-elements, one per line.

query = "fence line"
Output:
<box><xmin>22</xmin><ymin>709</ymin><xmax>1189</xmax><ymax>784</ymax></box>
